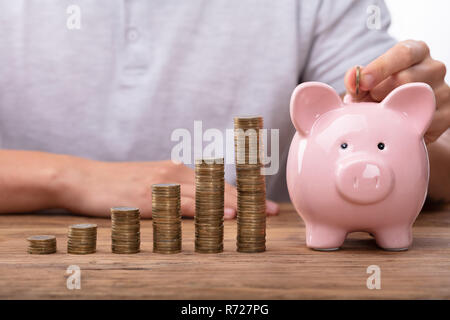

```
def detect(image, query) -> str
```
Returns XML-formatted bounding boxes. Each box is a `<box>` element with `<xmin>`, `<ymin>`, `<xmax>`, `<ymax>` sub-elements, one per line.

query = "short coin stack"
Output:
<box><xmin>111</xmin><ymin>207</ymin><xmax>141</xmax><ymax>254</ymax></box>
<box><xmin>27</xmin><ymin>235</ymin><xmax>57</xmax><ymax>254</ymax></box>
<box><xmin>152</xmin><ymin>184</ymin><xmax>182</xmax><ymax>254</ymax></box>
<box><xmin>234</xmin><ymin>116</ymin><xmax>266</xmax><ymax>253</ymax></box>
<box><xmin>67</xmin><ymin>224</ymin><xmax>97</xmax><ymax>254</ymax></box>
<box><xmin>195</xmin><ymin>158</ymin><xmax>225</xmax><ymax>253</ymax></box>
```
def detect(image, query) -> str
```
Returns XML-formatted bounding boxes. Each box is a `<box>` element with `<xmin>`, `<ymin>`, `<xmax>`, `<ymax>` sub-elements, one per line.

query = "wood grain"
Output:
<box><xmin>0</xmin><ymin>203</ymin><xmax>449</xmax><ymax>299</ymax></box>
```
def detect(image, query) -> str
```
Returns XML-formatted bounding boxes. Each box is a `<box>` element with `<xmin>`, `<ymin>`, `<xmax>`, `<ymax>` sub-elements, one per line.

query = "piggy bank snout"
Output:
<box><xmin>336</xmin><ymin>160</ymin><xmax>394</xmax><ymax>205</ymax></box>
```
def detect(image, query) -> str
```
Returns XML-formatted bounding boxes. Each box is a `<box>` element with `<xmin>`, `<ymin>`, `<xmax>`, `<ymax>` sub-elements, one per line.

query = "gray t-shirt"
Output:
<box><xmin>0</xmin><ymin>0</ymin><xmax>396</xmax><ymax>201</ymax></box>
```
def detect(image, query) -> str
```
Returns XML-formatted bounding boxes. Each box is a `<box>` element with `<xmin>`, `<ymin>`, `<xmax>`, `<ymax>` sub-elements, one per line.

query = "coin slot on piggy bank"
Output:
<box><xmin>286</xmin><ymin>82</ymin><xmax>435</xmax><ymax>251</ymax></box>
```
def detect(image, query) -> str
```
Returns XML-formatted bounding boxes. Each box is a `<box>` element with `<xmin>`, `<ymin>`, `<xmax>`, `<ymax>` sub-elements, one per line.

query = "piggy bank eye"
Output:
<box><xmin>377</xmin><ymin>142</ymin><xmax>385</xmax><ymax>150</ymax></box>
<box><xmin>340</xmin><ymin>143</ymin><xmax>348</xmax><ymax>149</ymax></box>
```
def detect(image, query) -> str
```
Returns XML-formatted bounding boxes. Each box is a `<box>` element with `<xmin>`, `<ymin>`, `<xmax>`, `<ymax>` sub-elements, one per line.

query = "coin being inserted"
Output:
<box><xmin>356</xmin><ymin>66</ymin><xmax>361</xmax><ymax>96</ymax></box>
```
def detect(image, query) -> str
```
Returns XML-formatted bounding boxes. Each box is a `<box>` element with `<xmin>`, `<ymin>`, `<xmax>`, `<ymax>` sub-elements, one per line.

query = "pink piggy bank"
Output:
<box><xmin>287</xmin><ymin>82</ymin><xmax>435</xmax><ymax>251</ymax></box>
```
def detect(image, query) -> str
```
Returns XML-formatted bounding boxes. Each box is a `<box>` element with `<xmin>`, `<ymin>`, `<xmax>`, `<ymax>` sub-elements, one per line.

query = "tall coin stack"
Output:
<box><xmin>152</xmin><ymin>184</ymin><xmax>182</xmax><ymax>254</ymax></box>
<box><xmin>67</xmin><ymin>224</ymin><xmax>97</xmax><ymax>254</ymax></box>
<box><xmin>234</xmin><ymin>116</ymin><xmax>266</xmax><ymax>253</ymax></box>
<box><xmin>111</xmin><ymin>207</ymin><xmax>141</xmax><ymax>254</ymax></box>
<box><xmin>27</xmin><ymin>235</ymin><xmax>57</xmax><ymax>254</ymax></box>
<box><xmin>195</xmin><ymin>158</ymin><xmax>225</xmax><ymax>253</ymax></box>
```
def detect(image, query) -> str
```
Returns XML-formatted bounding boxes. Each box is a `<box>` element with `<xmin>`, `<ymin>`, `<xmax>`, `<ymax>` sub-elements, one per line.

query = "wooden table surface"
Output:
<box><xmin>0</xmin><ymin>203</ymin><xmax>449</xmax><ymax>299</ymax></box>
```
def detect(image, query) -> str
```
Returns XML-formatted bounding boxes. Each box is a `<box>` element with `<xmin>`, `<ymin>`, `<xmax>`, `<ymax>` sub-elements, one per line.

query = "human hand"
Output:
<box><xmin>345</xmin><ymin>40</ymin><xmax>449</xmax><ymax>144</ymax></box>
<box><xmin>62</xmin><ymin>159</ymin><xmax>279</xmax><ymax>218</ymax></box>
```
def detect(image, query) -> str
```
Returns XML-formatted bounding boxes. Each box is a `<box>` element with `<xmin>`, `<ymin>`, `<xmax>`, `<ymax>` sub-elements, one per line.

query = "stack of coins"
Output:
<box><xmin>27</xmin><ymin>235</ymin><xmax>57</xmax><ymax>254</ymax></box>
<box><xmin>152</xmin><ymin>184</ymin><xmax>182</xmax><ymax>254</ymax></box>
<box><xmin>234</xmin><ymin>116</ymin><xmax>266</xmax><ymax>253</ymax></box>
<box><xmin>195</xmin><ymin>158</ymin><xmax>225</xmax><ymax>253</ymax></box>
<box><xmin>111</xmin><ymin>207</ymin><xmax>141</xmax><ymax>254</ymax></box>
<box><xmin>67</xmin><ymin>224</ymin><xmax>97</xmax><ymax>254</ymax></box>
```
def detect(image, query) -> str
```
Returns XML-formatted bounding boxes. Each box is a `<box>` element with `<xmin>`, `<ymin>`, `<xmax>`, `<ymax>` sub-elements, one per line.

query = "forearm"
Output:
<box><xmin>0</xmin><ymin>150</ymin><xmax>81</xmax><ymax>213</ymax></box>
<box><xmin>427</xmin><ymin>130</ymin><xmax>450</xmax><ymax>203</ymax></box>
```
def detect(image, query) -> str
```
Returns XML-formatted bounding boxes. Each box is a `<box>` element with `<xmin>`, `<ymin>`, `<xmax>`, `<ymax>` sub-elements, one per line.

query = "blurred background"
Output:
<box><xmin>386</xmin><ymin>0</ymin><xmax>450</xmax><ymax>82</ymax></box>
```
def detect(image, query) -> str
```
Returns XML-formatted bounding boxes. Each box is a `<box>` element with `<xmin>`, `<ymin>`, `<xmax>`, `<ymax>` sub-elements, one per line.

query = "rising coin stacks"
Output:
<box><xmin>195</xmin><ymin>158</ymin><xmax>225</xmax><ymax>253</ymax></box>
<box><xmin>234</xmin><ymin>116</ymin><xmax>266</xmax><ymax>253</ymax></box>
<box><xmin>152</xmin><ymin>184</ymin><xmax>182</xmax><ymax>254</ymax></box>
<box><xmin>67</xmin><ymin>224</ymin><xmax>97</xmax><ymax>254</ymax></box>
<box><xmin>111</xmin><ymin>207</ymin><xmax>140</xmax><ymax>254</ymax></box>
<box><xmin>27</xmin><ymin>235</ymin><xmax>57</xmax><ymax>254</ymax></box>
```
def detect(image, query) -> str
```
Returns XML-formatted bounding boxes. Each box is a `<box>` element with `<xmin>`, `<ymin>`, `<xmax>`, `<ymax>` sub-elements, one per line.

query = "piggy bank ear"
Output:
<box><xmin>290</xmin><ymin>82</ymin><xmax>343</xmax><ymax>135</ymax></box>
<box><xmin>382</xmin><ymin>83</ymin><xmax>435</xmax><ymax>137</ymax></box>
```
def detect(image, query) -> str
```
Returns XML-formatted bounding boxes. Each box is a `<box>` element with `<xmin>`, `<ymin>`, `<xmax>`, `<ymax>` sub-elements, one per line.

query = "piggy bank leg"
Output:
<box><xmin>373</xmin><ymin>226</ymin><xmax>412</xmax><ymax>251</ymax></box>
<box><xmin>305</xmin><ymin>224</ymin><xmax>347</xmax><ymax>251</ymax></box>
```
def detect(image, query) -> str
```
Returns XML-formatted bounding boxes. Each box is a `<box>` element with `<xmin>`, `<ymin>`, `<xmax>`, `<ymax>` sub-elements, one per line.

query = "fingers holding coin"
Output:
<box><xmin>344</xmin><ymin>65</ymin><xmax>372</xmax><ymax>102</ymax></box>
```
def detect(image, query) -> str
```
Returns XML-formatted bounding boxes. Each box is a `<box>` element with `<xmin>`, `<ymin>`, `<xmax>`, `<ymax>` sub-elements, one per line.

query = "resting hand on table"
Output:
<box><xmin>344</xmin><ymin>40</ymin><xmax>450</xmax><ymax>202</ymax></box>
<box><xmin>61</xmin><ymin>159</ymin><xmax>279</xmax><ymax>219</ymax></box>
<box><xmin>0</xmin><ymin>152</ymin><xmax>279</xmax><ymax>217</ymax></box>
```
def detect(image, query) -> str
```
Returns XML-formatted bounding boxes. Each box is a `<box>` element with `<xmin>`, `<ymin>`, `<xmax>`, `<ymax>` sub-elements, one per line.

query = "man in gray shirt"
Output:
<box><xmin>0</xmin><ymin>0</ymin><xmax>449</xmax><ymax>218</ymax></box>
